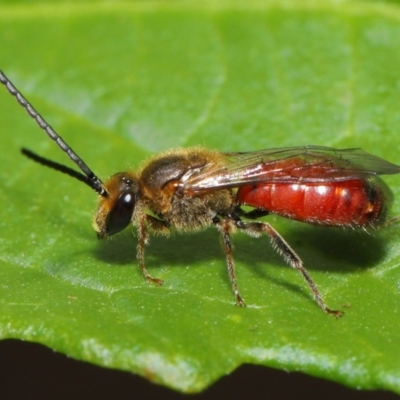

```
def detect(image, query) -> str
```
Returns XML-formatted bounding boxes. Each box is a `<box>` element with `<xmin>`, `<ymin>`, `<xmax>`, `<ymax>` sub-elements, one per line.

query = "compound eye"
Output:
<box><xmin>106</xmin><ymin>192</ymin><xmax>135</xmax><ymax>235</ymax></box>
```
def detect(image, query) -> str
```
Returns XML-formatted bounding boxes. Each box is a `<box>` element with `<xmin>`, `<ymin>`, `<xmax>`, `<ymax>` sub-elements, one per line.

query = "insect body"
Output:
<box><xmin>2</xmin><ymin>70</ymin><xmax>400</xmax><ymax>317</ymax></box>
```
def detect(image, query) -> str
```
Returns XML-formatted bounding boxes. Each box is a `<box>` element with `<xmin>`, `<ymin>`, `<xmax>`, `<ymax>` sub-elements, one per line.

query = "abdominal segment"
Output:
<box><xmin>237</xmin><ymin>178</ymin><xmax>393</xmax><ymax>228</ymax></box>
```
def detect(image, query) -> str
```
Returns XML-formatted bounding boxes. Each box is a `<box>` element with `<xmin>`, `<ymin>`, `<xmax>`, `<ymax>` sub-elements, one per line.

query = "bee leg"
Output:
<box><xmin>215</xmin><ymin>217</ymin><xmax>246</xmax><ymax>307</ymax></box>
<box><xmin>236</xmin><ymin>220</ymin><xmax>343</xmax><ymax>317</ymax></box>
<box><xmin>136</xmin><ymin>215</ymin><xmax>166</xmax><ymax>286</ymax></box>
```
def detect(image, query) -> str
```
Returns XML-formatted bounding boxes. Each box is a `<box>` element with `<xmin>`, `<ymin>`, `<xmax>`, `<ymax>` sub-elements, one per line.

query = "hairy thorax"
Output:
<box><xmin>138</xmin><ymin>147</ymin><xmax>235</xmax><ymax>232</ymax></box>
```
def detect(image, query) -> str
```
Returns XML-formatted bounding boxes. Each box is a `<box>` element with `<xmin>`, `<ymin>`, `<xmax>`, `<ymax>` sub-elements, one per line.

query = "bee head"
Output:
<box><xmin>94</xmin><ymin>173</ymin><xmax>140</xmax><ymax>238</ymax></box>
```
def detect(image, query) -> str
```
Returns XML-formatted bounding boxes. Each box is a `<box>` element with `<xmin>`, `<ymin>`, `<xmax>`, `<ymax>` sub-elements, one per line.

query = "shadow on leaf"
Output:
<box><xmin>92</xmin><ymin>220</ymin><xmax>388</xmax><ymax>275</ymax></box>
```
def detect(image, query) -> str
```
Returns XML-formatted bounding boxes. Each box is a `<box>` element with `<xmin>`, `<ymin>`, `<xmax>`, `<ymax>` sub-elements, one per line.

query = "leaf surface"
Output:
<box><xmin>1</xmin><ymin>0</ymin><xmax>400</xmax><ymax>393</ymax></box>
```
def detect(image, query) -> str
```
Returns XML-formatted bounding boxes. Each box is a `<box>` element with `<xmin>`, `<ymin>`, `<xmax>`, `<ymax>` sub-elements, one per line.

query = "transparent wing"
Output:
<box><xmin>182</xmin><ymin>145</ymin><xmax>400</xmax><ymax>193</ymax></box>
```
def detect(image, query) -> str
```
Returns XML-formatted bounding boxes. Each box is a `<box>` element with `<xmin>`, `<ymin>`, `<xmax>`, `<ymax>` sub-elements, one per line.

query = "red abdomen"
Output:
<box><xmin>237</xmin><ymin>178</ymin><xmax>393</xmax><ymax>228</ymax></box>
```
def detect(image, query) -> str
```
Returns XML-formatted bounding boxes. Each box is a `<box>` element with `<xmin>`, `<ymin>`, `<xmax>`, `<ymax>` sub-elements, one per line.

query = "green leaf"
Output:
<box><xmin>1</xmin><ymin>0</ymin><xmax>400</xmax><ymax>394</ymax></box>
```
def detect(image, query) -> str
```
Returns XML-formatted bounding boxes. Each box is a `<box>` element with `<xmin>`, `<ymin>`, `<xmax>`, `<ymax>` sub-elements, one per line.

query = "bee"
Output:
<box><xmin>2</xmin><ymin>70</ymin><xmax>400</xmax><ymax>317</ymax></box>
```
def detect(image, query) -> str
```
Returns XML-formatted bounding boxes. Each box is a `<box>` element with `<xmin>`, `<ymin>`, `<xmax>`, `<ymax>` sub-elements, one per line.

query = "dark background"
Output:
<box><xmin>1</xmin><ymin>339</ymin><xmax>398</xmax><ymax>400</ymax></box>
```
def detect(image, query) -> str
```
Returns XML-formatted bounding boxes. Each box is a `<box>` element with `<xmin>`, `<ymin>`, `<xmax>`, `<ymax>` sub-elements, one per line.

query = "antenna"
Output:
<box><xmin>0</xmin><ymin>70</ymin><xmax>108</xmax><ymax>197</ymax></box>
